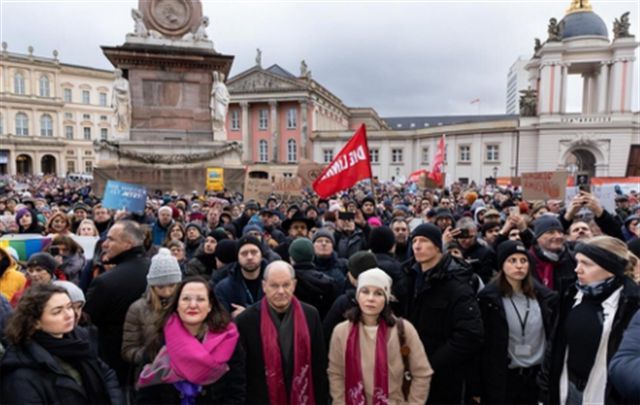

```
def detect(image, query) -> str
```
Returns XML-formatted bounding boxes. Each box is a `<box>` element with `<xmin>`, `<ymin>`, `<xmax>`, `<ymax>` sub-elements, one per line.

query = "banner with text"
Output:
<box><xmin>102</xmin><ymin>180</ymin><xmax>147</xmax><ymax>213</ymax></box>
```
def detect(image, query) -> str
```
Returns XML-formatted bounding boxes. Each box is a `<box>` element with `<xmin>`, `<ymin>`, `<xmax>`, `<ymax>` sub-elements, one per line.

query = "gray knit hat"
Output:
<box><xmin>147</xmin><ymin>248</ymin><xmax>182</xmax><ymax>286</ymax></box>
<box><xmin>53</xmin><ymin>280</ymin><xmax>86</xmax><ymax>304</ymax></box>
<box><xmin>312</xmin><ymin>228</ymin><xmax>335</xmax><ymax>246</ymax></box>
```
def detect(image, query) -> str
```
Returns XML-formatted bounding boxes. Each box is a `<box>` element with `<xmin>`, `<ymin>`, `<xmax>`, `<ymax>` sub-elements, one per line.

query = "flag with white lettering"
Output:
<box><xmin>429</xmin><ymin>135</ymin><xmax>446</xmax><ymax>186</ymax></box>
<box><xmin>313</xmin><ymin>124</ymin><xmax>372</xmax><ymax>198</ymax></box>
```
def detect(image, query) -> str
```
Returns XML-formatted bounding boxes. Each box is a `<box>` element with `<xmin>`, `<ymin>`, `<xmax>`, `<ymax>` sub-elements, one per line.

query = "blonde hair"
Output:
<box><xmin>75</xmin><ymin>219</ymin><xmax>99</xmax><ymax>237</ymax></box>
<box><xmin>586</xmin><ymin>236</ymin><xmax>634</xmax><ymax>276</ymax></box>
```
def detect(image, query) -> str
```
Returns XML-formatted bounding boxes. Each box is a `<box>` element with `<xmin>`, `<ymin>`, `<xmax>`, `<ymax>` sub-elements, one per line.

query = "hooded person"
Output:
<box><xmin>186</xmin><ymin>229</ymin><xmax>226</xmax><ymax>280</ymax></box>
<box><xmin>0</xmin><ymin>246</ymin><xmax>26</xmax><ymax>302</ymax></box>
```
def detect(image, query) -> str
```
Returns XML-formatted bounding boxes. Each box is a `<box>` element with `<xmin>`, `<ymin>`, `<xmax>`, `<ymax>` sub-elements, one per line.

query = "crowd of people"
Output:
<box><xmin>0</xmin><ymin>173</ymin><xmax>639</xmax><ymax>404</ymax></box>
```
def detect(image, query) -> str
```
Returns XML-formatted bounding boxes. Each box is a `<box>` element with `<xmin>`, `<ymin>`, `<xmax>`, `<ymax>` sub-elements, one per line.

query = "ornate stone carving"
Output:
<box><xmin>613</xmin><ymin>12</ymin><xmax>633</xmax><ymax>39</ymax></box>
<box><xmin>211</xmin><ymin>71</ymin><xmax>230</xmax><ymax>135</ymax></box>
<box><xmin>547</xmin><ymin>18</ymin><xmax>562</xmax><ymax>42</ymax></box>
<box><xmin>228</xmin><ymin>73</ymin><xmax>296</xmax><ymax>92</ymax></box>
<box><xmin>534</xmin><ymin>38</ymin><xmax>542</xmax><ymax>54</ymax></box>
<box><xmin>130</xmin><ymin>8</ymin><xmax>163</xmax><ymax>39</ymax></box>
<box><xmin>111</xmin><ymin>69</ymin><xmax>131</xmax><ymax>132</ymax></box>
<box><xmin>519</xmin><ymin>88</ymin><xmax>537</xmax><ymax>117</ymax></box>
<box><xmin>95</xmin><ymin>139</ymin><xmax>242</xmax><ymax>164</ymax></box>
<box><xmin>182</xmin><ymin>16</ymin><xmax>209</xmax><ymax>41</ymax></box>
<box><xmin>137</xmin><ymin>0</ymin><xmax>204</xmax><ymax>38</ymax></box>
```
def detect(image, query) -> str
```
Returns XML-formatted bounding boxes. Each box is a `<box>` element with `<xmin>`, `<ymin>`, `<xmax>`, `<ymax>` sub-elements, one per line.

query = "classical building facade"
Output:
<box><xmin>0</xmin><ymin>44</ymin><xmax>114</xmax><ymax>176</ymax></box>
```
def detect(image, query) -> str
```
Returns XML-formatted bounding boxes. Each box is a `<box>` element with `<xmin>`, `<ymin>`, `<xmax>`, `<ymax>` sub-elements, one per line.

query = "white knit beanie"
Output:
<box><xmin>147</xmin><ymin>248</ymin><xmax>182</xmax><ymax>286</ymax></box>
<box><xmin>356</xmin><ymin>268</ymin><xmax>393</xmax><ymax>302</ymax></box>
<box><xmin>53</xmin><ymin>280</ymin><xmax>85</xmax><ymax>304</ymax></box>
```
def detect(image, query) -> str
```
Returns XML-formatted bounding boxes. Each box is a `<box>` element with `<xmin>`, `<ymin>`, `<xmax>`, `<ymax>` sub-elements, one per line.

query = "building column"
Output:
<box><xmin>609</xmin><ymin>59</ymin><xmax>624</xmax><ymax>113</ymax></box>
<box><xmin>559</xmin><ymin>64</ymin><xmax>568</xmax><ymax>113</ymax></box>
<box><xmin>622</xmin><ymin>58</ymin><xmax>635</xmax><ymax>112</ymax></box>
<box><xmin>240</xmin><ymin>102</ymin><xmax>250</xmax><ymax>162</ymax></box>
<box><xmin>597</xmin><ymin>62</ymin><xmax>610</xmax><ymax>113</ymax></box>
<box><xmin>538</xmin><ymin>63</ymin><xmax>550</xmax><ymax>114</ymax></box>
<box><xmin>299</xmin><ymin>100</ymin><xmax>308</xmax><ymax>160</ymax></box>
<box><xmin>269</xmin><ymin>100</ymin><xmax>279</xmax><ymax>163</ymax></box>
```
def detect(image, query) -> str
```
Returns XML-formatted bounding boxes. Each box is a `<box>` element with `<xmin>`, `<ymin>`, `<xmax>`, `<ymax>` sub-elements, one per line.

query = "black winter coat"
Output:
<box><xmin>213</xmin><ymin>261</ymin><xmax>267</xmax><ymax>313</ymax></box>
<box><xmin>84</xmin><ymin>246</ymin><xmax>150</xmax><ymax>383</ymax></box>
<box><xmin>293</xmin><ymin>262</ymin><xmax>337</xmax><ymax>319</ymax></box>
<box><xmin>314</xmin><ymin>252</ymin><xmax>348</xmax><ymax>293</ymax></box>
<box><xmin>463</xmin><ymin>241</ymin><xmax>497</xmax><ymax>284</ymax></box>
<box><xmin>235</xmin><ymin>300</ymin><xmax>328</xmax><ymax>405</ymax></box>
<box><xmin>322</xmin><ymin>288</ymin><xmax>357</xmax><ymax>345</ymax></box>
<box><xmin>404</xmin><ymin>254</ymin><xmax>485</xmax><ymax>405</ymax></box>
<box><xmin>529</xmin><ymin>244</ymin><xmax>576</xmax><ymax>294</ymax></box>
<box><xmin>375</xmin><ymin>252</ymin><xmax>407</xmax><ymax>310</ymax></box>
<box><xmin>135</xmin><ymin>342</ymin><xmax>246</xmax><ymax>404</ymax></box>
<box><xmin>0</xmin><ymin>338</ymin><xmax>124</xmax><ymax>404</ymax></box>
<box><xmin>476</xmin><ymin>280</ymin><xmax>557</xmax><ymax>404</ymax></box>
<box><xmin>335</xmin><ymin>229</ymin><xmax>367</xmax><ymax>259</ymax></box>
<box><xmin>538</xmin><ymin>277</ymin><xmax>640</xmax><ymax>404</ymax></box>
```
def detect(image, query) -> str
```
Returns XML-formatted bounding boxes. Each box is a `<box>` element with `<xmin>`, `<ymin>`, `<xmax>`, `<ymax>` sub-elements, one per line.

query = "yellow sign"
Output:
<box><xmin>206</xmin><ymin>168</ymin><xmax>224</xmax><ymax>192</ymax></box>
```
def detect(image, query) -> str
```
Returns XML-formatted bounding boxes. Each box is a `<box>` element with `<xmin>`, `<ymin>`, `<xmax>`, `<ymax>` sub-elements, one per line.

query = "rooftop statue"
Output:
<box><xmin>112</xmin><ymin>69</ymin><xmax>131</xmax><ymax>132</ymax></box>
<box><xmin>547</xmin><ymin>18</ymin><xmax>562</xmax><ymax>42</ymax></box>
<box><xmin>256</xmin><ymin>48</ymin><xmax>262</xmax><ymax>67</ymax></box>
<box><xmin>211</xmin><ymin>71</ymin><xmax>230</xmax><ymax>134</ymax></box>
<box><xmin>519</xmin><ymin>88</ymin><xmax>537</xmax><ymax>117</ymax></box>
<box><xmin>613</xmin><ymin>12</ymin><xmax>633</xmax><ymax>39</ymax></box>
<box><xmin>182</xmin><ymin>16</ymin><xmax>209</xmax><ymax>41</ymax></box>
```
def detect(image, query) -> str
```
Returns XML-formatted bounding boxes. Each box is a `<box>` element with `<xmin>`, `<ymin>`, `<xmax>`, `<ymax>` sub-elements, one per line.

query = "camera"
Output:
<box><xmin>50</xmin><ymin>246</ymin><xmax>61</xmax><ymax>256</ymax></box>
<box><xmin>456</xmin><ymin>228</ymin><xmax>470</xmax><ymax>239</ymax></box>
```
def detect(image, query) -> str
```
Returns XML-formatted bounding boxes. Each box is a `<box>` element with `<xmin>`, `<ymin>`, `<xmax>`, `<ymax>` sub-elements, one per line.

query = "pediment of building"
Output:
<box><xmin>228</xmin><ymin>69</ymin><xmax>305</xmax><ymax>93</ymax></box>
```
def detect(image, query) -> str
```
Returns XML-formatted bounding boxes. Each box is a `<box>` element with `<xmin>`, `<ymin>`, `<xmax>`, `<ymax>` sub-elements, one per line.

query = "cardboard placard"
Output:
<box><xmin>273</xmin><ymin>176</ymin><xmax>303</xmax><ymax>199</ymax></box>
<box><xmin>243</xmin><ymin>176</ymin><xmax>272</xmax><ymax>202</ymax></box>
<box><xmin>522</xmin><ymin>171</ymin><xmax>569</xmax><ymax>201</ymax></box>
<box><xmin>297</xmin><ymin>160</ymin><xmax>325</xmax><ymax>188</ymax></box>
<box><xmin>102</xmin><ymin>180</ymin><xmax>147</xmax><ymax>213</ymax></box>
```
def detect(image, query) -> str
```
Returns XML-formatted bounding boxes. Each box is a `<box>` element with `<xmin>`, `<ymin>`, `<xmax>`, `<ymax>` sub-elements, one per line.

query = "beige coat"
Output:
<box><xmin>121</xmin><ymin>294</ymin><xmax>159</xmax><ymax>367</ymax></box>
<box><xmin>328</xmin><ymin>319</ymin><xmax>433</xmax><ymax>404</ymax></box>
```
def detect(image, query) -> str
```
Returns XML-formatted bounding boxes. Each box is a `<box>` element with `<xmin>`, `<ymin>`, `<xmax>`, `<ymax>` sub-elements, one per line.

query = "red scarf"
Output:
<box><xmin>345</xmin><ymin>321</ymin><xmax>389</xmax><ymax>405</ymax></box>
<box><xmin>530</xmin><ymin>247</ymin><xmax>554</xmax><ymax>289</ymax></box>
<box><xmin>260</xmin><ymin>297</ymin><xmax>315</xmax><ymax>405</ymax></box>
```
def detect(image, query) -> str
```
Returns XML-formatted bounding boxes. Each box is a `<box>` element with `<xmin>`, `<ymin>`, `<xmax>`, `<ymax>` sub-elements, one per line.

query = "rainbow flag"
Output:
<box><xmin>0</xmin><ymin>234</ymin><xmax>52</xmax><ymax>261</ymax></box>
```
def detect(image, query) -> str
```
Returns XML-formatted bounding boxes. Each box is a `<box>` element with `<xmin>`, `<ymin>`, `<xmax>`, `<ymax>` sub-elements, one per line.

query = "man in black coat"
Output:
<box><xmin>235</xmin><ymin>260</ymin><xmax>328</xmax><ymax>404</ymax></box>
<box><xmin>528</xmin><ymin>216</ymin><xmax>577</xmax><ymax>293</ymax></box>
<box><xmin>454</xmin><ymin>217</ymin><xmax>497</xmax><ymax>284</ymax></box>
<box><xmin>404</xmin><ymin>223</ymin><xmax>484</xmax><ymax>405</ymax></box>
<box><xmin>84</xmin><ymin>220</ymin><xmax>150</xmax><ymax>386</ymax></box>
<box><xmin>369</xmin><ymin>225</ymin><xmax>407</xmax><ymax>309</ymax></box>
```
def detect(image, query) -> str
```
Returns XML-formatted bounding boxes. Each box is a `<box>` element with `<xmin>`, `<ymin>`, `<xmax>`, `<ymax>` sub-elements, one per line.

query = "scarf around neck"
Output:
<box><xmin>260</xmin><ymin>296</ymin><xmax>315</xmax><ymax>405</ymax></box>
<box><xmin>345</xmin><ymin>321</ymin><xmax>389</xmax><ymax>405</ymax></box>
<box><xmin>137</xmin><ymin>313</ymin><xmax>239</xmax><ymax>401</ymax></box>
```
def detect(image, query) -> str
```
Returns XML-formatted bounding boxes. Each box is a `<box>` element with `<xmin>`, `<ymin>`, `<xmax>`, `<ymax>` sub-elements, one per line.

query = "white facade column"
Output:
<box><xmin>538</xmin><ymin>64</ymin><xmax>550</xmax><ymax>114</ymax></box>
<box><xmin>269</xmin><ymin>100</ymin><xmax>279</xmax><ymax>162</ymax></box>
<box><xmin>299</xmin><ymin>100</ymin><xmax>308</xmax><ymax>160</ymax></box>
<box><xmin>581</xmin><ymin>73</ymin><xmax>590</xmax><ymax>113</ymax></box>
<box><xmin>622</xmin><ymin>58</ymin><xmax>635</xmax><ymax>112</ymax></box>
<box><xmin>597</xmin><ymin>62</ymin><xmax>610</xmax><ymax>113</ymax></box>
<box><xmin>560</xmin><ymin>64</ymin><xmax>568</xmax><ymax>113</ymax></box>
<box><xmin>609</xmin><ymin>59</ymin><xmax>624</xmax><ymax>113</ymax></box>
<box><xmin>240</xmin><ymin>101</ymin><xmax>250</xmax><ymax>162</ymax></box>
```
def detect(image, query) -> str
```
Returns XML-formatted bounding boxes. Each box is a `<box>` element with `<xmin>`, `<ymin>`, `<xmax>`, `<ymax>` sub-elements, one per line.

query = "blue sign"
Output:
<box><xmin>102</xmin><ymin>180</ymin><xmax>147</xmax><ymax>213</ymax></box>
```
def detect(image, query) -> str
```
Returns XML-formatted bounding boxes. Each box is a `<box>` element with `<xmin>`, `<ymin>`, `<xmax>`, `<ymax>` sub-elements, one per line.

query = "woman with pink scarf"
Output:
<box><xmin>328</xmin><ymin>268</ymin><xmax>434</xmax><ymax>404</ymax></box>
<box><xmin>136</xmin><ymin>276</ymin><xmax>245</xmax><ymax>404</ymax></box>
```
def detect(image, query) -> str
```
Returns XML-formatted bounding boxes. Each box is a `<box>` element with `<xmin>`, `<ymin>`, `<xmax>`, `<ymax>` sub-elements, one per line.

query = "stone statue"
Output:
<box><xmin>210</xmin><ymin>71</ymin><xmax>230</xmax><ymax>134</ymax></box>
<box><xmin>300</xmin><ymin>60</ymin><xmax>311</xmax><ymax>78</ymax></box>
<box><xmin>132</xmin><ymin>9</ymin><xmax>148</xmax><ymax>37</ymax></box>
<box><xmin>534</xmin><ymin>38</ymin><xmax>542</xmax><ymax>53</ymax></box>
<box><xmin>111</xmin><ymin>69</ymin><xmax>131</xmax><ymax>132</ymax></box>
<box><xmin>547</xmin><ymin>17</ymin><xmax>562</xmax><ymax>42</ymax></box>
<box><xmin>519</xmin><ymin>88</ymin><xmax>537</xmax><ymax>117</ymax></box>
<box><xmin>182</xmin><ymin>16</ymin><xmax>209</xmax><ymax>41</ymax></box>
<box><xmin>255</xmin><ymin>48</ymin><xmax>262</xmax><ymax>67</ymax></box>
<box><xmin>613</xmin><ymin>12</ymin><xmax>633</xmax><ymax>39</ymax></box>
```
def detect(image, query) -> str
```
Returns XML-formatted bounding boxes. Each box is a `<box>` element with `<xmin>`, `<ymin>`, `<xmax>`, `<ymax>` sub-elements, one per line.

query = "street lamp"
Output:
<box><xmin>492</xmin><ymin>166</ymin><xmax>498</xmax><ymax>179</ymax></box>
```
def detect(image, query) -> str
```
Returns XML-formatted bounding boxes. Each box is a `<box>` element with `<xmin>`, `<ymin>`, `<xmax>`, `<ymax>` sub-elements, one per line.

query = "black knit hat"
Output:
<box><xmin>216</xmin><ymin>240</ymin><xmax>238</xmax><ymax>265</ymax></box>
<box><xmin>27</xmin><ymin>252</ymin><xmax>58</xmax><ymax>275</ymax></box>
<box><xmin>411</xmin><ymin>223</ymin><xmax>443</xmax><ymax>252</ymax></box>
<box><xmin>497</xmin><ymin>240</ymin><xmax>531</xmax><ymax>270</ymax></box>
<box><xmin>369</xmin><ymin>226</ymin><xmax>396</xmax><ymax>254</ymax></box>
<box><xmin>207</xmin><ymin>229</ymin><xmax>228</xmax><ymax>242</ymax></box>
<box><xmin>236</xmin><ymin>235</ymin><xmax>262</xmax><ymax>256</ymax></box>
<box><xmin>347</xmin><ymin>251</ymin><xmax>378</xmax><ymax>277</ymax></box>
<box><xmin>533</xmin><ymin>215</ymin><xmax>564</xmax><ymax>239</ymax></box>
<box><xmin>360</xmin><ymin>196</ymin><xmax>375</xmax><ymax>207</ymax></box>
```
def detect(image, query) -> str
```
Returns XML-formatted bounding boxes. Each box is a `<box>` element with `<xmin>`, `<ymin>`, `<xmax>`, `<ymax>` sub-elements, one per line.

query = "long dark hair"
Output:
<box><xmin>5</xmin><ymin>284</ymin><xmax>70</xmax><ymax>345</ymax></box>
<box><xmin>494</xmin><ymin>256</ymin><xmax>536</xmax><ymax>298</ymax></box>
<box><xmin>345</xmin><ymin>300</ymin><xmax>397</xmax><ymax>327</ymax></box>
<box><xmin>147</xmin><ymin>276</ymin><xmax>230</xmax><ymax>357</ymax></box>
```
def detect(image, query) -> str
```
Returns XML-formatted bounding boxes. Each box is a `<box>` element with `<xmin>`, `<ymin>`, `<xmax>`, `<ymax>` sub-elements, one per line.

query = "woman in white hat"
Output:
<box><xmin>122</xmin><ymin>248</ymin><xmax>182</xmax><ymax>385</ymax></box>
<box><xmin>328</xmin><ymin>268</ymin><xmax>433</xmax><ymax>404</ymax></box>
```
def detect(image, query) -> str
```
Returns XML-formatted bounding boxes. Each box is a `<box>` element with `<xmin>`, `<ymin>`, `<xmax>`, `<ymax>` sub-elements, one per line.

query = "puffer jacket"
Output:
<box><xmin>0</xmin><ymin>246</ymin><xmax>26</xmax><ymax>302</ymax></box>
<box><xmin>121</xmin><ymin>292</ymin><xmax>161</xmax><ymax>374</ymax></box>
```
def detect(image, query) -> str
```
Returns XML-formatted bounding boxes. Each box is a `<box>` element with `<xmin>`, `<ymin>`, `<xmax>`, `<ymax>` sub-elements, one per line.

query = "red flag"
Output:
<box><xmin>408</xmin><ymin>169</ymin><xmax>428</xmax><ymax>183</ymax></box>
<box><xmin>428</xmin><ymin>135</ymin><xmax>445</xmax><ymax>186</ymax></box>
<box><xmin>313</xmin><ymin>124</ymin><xmax>372</xmax><ymax>198</ymax></box>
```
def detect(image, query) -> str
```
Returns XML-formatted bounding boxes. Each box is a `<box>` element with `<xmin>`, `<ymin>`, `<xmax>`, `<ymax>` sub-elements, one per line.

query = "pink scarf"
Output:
<box><xmin>260</xmin><ymin>297</ymin><xmax>315</xmax><ymax>405</ymax></box>
<box><xmin>345</xmin><ymin>321</ymin><xmax>389</xmax><ymax>405</ymax></box>
<box><xmin>137</xmin><ymin>313</ymin><xmax>239</xmax><ymax>388</ymax></box>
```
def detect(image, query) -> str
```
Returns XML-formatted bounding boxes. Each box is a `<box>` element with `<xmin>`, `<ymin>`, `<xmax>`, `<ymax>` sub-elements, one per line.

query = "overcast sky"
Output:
<box><xmin>2</xmin><ymin>0</ymin><xmax>638</xmax><ymax>116</ymax></box>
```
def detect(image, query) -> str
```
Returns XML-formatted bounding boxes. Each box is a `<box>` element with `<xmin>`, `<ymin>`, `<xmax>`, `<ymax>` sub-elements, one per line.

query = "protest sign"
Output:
<box><xmin>71</xmin><ymin>235</ymin><xmax>100</xmax><ymax>260</ymax></box>
<box><xmin>273</xmin><ymin>176</ymin><xmax>303</xmax><ymax>199</ymax></box>
<box><xmin>297</xmin><ymin>160</ymin><xmax>324</xmax><ymax>188</ymax></box>
<box><xmin>522</xmin><ymin>171</ymin><xmax>569</xmax><ymax>200</ymax></box>
<box><xmin>102</xmin><ymin>180</ymin><xmax>147</xmax><ymax>213</ymax></box>
<box><xmin>243</xmin><ymin>170</ymin><xmax>272</xmax><ymax>202</ymax></box>
<box><xmin>206</xmin><ymin>168</ymin><xmax>225</xmax><ymax>192</ymax></box>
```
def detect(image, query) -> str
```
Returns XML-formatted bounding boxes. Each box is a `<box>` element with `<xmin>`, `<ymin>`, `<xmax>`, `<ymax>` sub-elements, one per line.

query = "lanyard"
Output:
<box><xmin>509</xmin><ymin>296</ymin><xmax>530</xmax><ymax>342</ymax></box>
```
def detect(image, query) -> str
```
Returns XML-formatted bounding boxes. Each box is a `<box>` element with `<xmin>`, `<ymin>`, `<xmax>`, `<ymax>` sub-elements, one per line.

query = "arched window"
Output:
<box><xmin>15</xmin><ymin>113</ymin><xmax>29</xmax><ymax>135</ymax></box>
<box><xmin>287</xmin><ymin>139</ymin><xmax>297</xmax><ymax>162</ymax></box>
<box><xmin>40</xmin><ymin>114</ymin><xmax>53</xmax><ymax>137</ymax></box>
<box><xmin>39</xmin><ymin>75</ymin><xmax>50</xmax><ymax>97</ymax></box>
<box><xmin>14</xmin><ymin>73</ymin><xmax>25</xmax><ymax>95</ymax></box>
<box><xmin>259</xmin><ymin>140</ymin><xmax>269</xmax><ymax>162</ymax></box>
